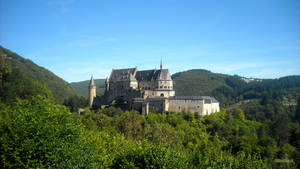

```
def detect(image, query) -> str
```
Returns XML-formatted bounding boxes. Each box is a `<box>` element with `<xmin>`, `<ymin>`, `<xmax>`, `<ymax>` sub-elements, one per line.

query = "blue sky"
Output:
<box><xmin>1</xmin><ymin>0</ymin><xmax>299</xmax><ymax>82</ymax></box>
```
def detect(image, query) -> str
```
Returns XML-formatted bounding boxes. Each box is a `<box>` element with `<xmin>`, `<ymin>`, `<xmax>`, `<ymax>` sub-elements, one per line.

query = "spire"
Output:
<box><xmin>89</xmin><ymin>75</ymin><xmax>95</xmax><ymax>86</ymax></box>
<box><xmin>160</xmin><ymin>58</ymin><xmax>162</xmax><ymax>69</ymax></box>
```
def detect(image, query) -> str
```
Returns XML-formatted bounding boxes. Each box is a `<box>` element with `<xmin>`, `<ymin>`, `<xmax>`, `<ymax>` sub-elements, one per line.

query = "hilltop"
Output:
<box><xmin>0</xmin><ymin>46</ymin><xmax>77</xmax><ymax>103</ymax></box>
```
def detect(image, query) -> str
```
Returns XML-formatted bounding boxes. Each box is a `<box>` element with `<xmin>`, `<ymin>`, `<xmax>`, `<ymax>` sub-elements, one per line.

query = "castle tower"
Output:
<box><xmin>89</xmin><ymin>76</ymin><xmax>96</xmax><ymax>107</ymax></box>
<box><xmin>105</xmin><ymin>77</ymin><xmax>109</xmax><ymax>92</ymax></box>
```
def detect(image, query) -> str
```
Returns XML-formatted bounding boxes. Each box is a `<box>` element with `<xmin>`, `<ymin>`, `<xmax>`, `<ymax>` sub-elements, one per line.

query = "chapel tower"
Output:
<box><xmin>89</xmin><ymin>76</ymin><xmax>96</xmax><ymax>107</ymax></box>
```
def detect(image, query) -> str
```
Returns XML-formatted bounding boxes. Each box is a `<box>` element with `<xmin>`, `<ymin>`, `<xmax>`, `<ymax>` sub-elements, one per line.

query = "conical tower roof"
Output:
<box><xmin>89</xmin><ymin>75</ymin><xmax>96</xmax><ymax>86</ymax></box>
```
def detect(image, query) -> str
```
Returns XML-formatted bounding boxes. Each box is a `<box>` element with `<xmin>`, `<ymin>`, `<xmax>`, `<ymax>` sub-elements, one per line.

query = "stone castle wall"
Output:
<box><xmin>167</xmin><ymin>99</ymin><xmax>205</xmax><ymax>114</ymax></box>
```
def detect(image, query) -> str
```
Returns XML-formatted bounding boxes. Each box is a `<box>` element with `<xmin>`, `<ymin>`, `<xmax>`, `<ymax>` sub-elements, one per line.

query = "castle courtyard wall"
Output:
<box><xmin>168</xmin><ymin>99</ymin><xmax>204</xmax><ymax>114</ymax></box>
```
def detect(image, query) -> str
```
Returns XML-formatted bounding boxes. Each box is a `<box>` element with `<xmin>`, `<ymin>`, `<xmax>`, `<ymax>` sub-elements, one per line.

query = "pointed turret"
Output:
<box><xmin>89</xmin><ymin>75</ymin><xmax>95</xmax><ymax>86</ymax></box>
<box><xmin>88</xmin><ymin>75</ymin><xmax>96</xmax><ymax>107</ymax></box>
<box><xmin>160</xmin><ymin>59</ymin><xmax>162</xmax><ymax>69</ymax></box>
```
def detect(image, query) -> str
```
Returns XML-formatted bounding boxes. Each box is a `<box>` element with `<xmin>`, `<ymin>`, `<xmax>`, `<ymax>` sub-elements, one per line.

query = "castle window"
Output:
<box><xmin>160</xmin><ymin>93</ymin><xmax>164</xmax><ymax>97</ymax></box>
<box><xmin>160</xmin><ymin>86</ymin><xmax>163</xmax><ymax>88</ymax></box>
<box><xmin>164</xmin><ymin>86</ymin><xmax>167</xmax><ymax>88</ymax></box>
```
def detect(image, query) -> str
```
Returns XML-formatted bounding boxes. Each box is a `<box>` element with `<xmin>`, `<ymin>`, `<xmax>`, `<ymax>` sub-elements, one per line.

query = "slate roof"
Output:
<box><xmin>135</xmin><ymin>70</ymin><xmax>158</xmax><ymax>81</ymax></box>
<box><xmin>109</xmin><ymin>68</ymin><xmax>137</xmax><ymax>81</ymax></box>
<box><xmin>135</xmin><ymin>69</ymin><xmax>172</xmax><ymax>81</ymax></box>
<box><xmin>109</xmin><ymin>67</ymin><xmax>172</xmax><ymax>82</ymax></box>
<box><xmin>157</xmin><ymin>69</ymin><xmax>172</xmax><ymax>80</ymax></box>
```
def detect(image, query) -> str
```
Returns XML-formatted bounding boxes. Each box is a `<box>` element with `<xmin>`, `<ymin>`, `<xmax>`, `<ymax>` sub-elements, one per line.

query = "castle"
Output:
<box><xmin>89</xmin><ymin>63</ymin><xmax>220</xmax><ymax>115</ymax></box>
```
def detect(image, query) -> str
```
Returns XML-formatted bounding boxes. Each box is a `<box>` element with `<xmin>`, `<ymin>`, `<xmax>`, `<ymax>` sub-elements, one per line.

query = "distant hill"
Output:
<box><xmin>0</xmin><ymin>46</ymin><xmax>77</xmax><ymax>103</ymax></box>
<box><xmin>172</xmin><ymin>69</ymin><xmax>300</xmax><ymax>106</ymax></box>
<box><xmin>172</xmin><ymin>69</ymin><xmax>231</xmax><ymax>96</ymax></box>
<box><xmin>71</xmin><ymin>69</ymin><xmax>300</xmax><ymax>107</ymax></box>
<box><xmin>71</xmin><ymin>79</ymin><xmax>106</xmax><ymax>97</ymax></box>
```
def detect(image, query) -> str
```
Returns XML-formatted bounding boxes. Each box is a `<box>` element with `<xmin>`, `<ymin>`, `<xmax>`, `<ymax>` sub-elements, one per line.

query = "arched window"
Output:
<box><xmin>160</xmin><ymin>93</ymin><xmax>164</xmax><ymax>97</ymax></box>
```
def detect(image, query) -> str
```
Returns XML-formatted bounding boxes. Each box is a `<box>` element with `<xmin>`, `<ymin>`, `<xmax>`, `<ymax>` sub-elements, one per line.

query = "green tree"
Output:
<box><xmin>295</xmin><ymin>98</ymin><xmax>300</xmax><ymax>123</ymax></box>
<box><xmin>0</xmin><ymin>96</ymin><xmax>98</xmax><ymax>168</ymax></box>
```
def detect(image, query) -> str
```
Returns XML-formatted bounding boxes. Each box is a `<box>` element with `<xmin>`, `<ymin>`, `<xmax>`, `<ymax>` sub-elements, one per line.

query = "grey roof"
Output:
<box><xmin>135</xmin><ymin>69</ymin><xmax>172</xmax><ymax>81</ymax></box>
<box><xmin>108</xmin><ymin>67</ymin><xmax>172</xmax><ymax>82</ymax></box>
<box><xmin>109</xmin><ymin>68</ymin><xmax>137</xmax><ymax>81</ymax></box>
<box><xmin>135</xmin><ymin>70</ymin><xmax>158</xmax><ymax>81</ymax></box>
<box><xmin>89</xmin><ymin>76</ymin><xmax>95</xmax><ymax>86</ymax></box>
<box><xmin>169</xmin><ymin>96</ymin><xmax>219</xmax><ymax>103</ymax></box>
<box><xmin>157</xmin><ymin>69</ymin><xmax>172</xmax><ymax>80</ymax></box>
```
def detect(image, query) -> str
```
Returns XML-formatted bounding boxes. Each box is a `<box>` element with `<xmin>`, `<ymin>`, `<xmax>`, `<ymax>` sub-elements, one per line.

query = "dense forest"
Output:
<box><xmin>1</xmin><ymin>48</ymin><xmax>300</xmax><ymax>168</ymax></box>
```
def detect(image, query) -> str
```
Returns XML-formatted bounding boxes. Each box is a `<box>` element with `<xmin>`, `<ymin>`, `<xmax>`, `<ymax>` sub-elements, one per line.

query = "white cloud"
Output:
<box><xmin>67</xmin><ymin>42</ymin><xmax>89</xmax><ymax>47</ymax></box>
<box><xmin>102</xmin><ymin>38</ymin><xmax>118</xmax><ymax>42</ymax></box>
<box><xmin>65</xmin><ymin>36</ymin><xmax>118</xmax><ymax>48</ymax></box>
<box><xmin>47</xmin><ymin>0</ymin><xmax>75</xmax><ymax>14</ymax></box>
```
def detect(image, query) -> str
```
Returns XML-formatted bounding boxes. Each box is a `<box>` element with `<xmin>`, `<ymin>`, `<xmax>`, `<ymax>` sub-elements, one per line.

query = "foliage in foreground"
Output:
<box><xmin>0</xmin><ymin>96</ymin><xmax>98</xmax><ymax>168</ymax></box>
<box><xmin>0</xmin><ymin>95</ymin><xmax>298</xmax><ymax>168</ymax></box>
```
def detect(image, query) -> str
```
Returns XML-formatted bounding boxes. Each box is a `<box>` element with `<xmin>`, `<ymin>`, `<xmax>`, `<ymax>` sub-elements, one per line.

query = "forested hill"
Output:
<box><xmin>0</xmin><ymin>46</ymin><xmax>77</xmax><ymax>103</ymax></box>
<box><xmin>172</xmin><ymin>69</ymin><xmax>232</xmax><ymax>104</ymax></box>
<box><xmin>172</xmin><ymin>69</ymin><xmax>300</xmax><ymax>106</ymax></box>
<box><xmin>71</xmin><ymin>79</ymin><xmax>106</xmax><ymax>97</ymax></box>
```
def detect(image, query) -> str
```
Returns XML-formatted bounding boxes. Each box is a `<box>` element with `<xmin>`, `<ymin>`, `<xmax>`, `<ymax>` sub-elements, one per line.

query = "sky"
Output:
<box><xmin>0</xmin><ymin>0</ymin><xmax>299</xmax><ymax>82</ymax></box>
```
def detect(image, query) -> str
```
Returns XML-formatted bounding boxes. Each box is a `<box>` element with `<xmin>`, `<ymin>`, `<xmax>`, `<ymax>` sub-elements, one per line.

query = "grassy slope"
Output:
<box><xmin>0</xmin><ymin>46</ymin><xmax>77</xmax><ymax>103</ymax></box>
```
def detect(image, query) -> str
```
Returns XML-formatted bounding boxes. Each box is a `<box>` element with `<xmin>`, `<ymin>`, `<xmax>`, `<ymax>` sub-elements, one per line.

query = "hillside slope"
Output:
<box><xmin>71</xmin><ymin>79</ymin><xmax>106</xmax><ymax>97</ymax></box>
<box><xmin>172</xmin><ymin>69</ymin><xmax>229</xmax><ymax>95</ymax></box>
<box><xmin>0</xmin><ymin>46</ymin><xmax>77</xmax><ymax>103</ymax></box>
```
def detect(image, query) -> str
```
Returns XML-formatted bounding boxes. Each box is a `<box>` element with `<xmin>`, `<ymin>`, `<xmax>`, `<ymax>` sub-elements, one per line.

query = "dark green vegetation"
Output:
<box><xmin>172</xmin><ymin>69</ymin><xmax>300</xmax><ymax>107</ymax></box>
<box><xmin>0</xmin><ymin>46</ymin><xmax>77</xmax><ymax>103</ymax></box>
<box><xmin>1</xmin><ymin>47</ymin><xmax>300</xmax><ymax>168</ymax></box>
<box><xmin>0</xmin><ymin>53</ymin><xmax>52</xmax><ymax>104</ymax></box>
<box><xmin>71</xmin><ymin>79</ymin><xmax>106</xmax><ymax>97</ymax></box>
<box><xmin>1</xmin><ymin>96</ymin><xmax>299</xmax><ymax>168</ymax></box>
<box><xmin>0</xmin><ymin>96</ymin><xmax>98</xmax><ymax>168</ymax></box>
